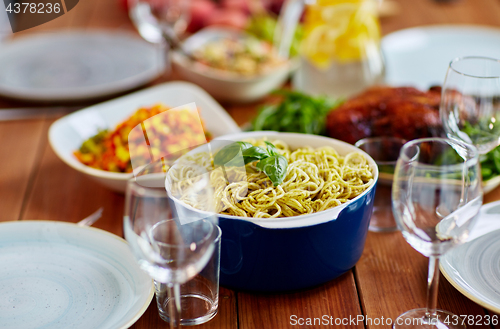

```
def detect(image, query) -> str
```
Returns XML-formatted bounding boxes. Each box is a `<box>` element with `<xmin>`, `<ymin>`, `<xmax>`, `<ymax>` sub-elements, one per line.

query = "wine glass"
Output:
<box><xmin>128</xmin><ymin>0</ymin><xmax>189</xmax><ymax>44</ymax></box>
<box><xmin>440</xmin><ymin>56</ymin><xmax>500</xmax><ymax>154</ymax></box>
<box><xmin>124</xmin><ymin>159</ymin><xmax>218</xmax><ymax>329</ymax></box>
<box><xmin>392</xmin><ymin>138</ymin><xmax>483</xmax><ymax>329</ymax></box>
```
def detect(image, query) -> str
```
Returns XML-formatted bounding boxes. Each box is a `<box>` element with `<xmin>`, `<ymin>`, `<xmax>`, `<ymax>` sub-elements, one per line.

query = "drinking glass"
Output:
<box><xmin>124</xmin><ymin>160</ymin><xmax>218</xmax><ymax>329</ymax></box>
<box><xmin>355</xmin><ymin>137</ymin><xmax>406</xmax><ymax>232</ymax></box>
<box><xmin>440</xmin><ymin>56</ymin><xmax>500</xmax><ymax>154</ymax></box>
<box><xmin>128</xmin><ymin>0</ymin><xmax>189</xmax><ymax>44</ymax></box>
<box><xmin>392</xmin><ymin>138</ymin><xmax>483</xmax><ymax>329</ymax></box>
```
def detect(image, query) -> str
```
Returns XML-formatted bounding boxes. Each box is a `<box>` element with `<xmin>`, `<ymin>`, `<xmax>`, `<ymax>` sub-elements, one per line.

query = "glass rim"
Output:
<box><xmin>127</xmin><ymin>175</ymin><xmax>168</xmax><ymax>198</ymax></box>
<box><xmin>398</xmin><ymin>137</ymin><xmax>479</xmax><ymax>165</ymax></box>
<box><xmin>449</xmin><ymin>56</ymin><xmax>500</xmax><ymax>79</ymax></box>
<box><xmin>354</xmin><ymin>136</ymin><xmax>407</xmax><ymax>166</ymax></box>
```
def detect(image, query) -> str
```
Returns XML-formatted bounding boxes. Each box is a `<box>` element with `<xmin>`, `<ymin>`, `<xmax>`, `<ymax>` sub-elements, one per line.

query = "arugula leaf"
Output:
<box><xmin>251</xmin><ymin>89</ymin><xmax>343</xmax><ymax>135</ymax></box>
<box><xmin>256</xmin><ymin>154</ymin><xmax>288</xmax><ymax>186</ymax></box>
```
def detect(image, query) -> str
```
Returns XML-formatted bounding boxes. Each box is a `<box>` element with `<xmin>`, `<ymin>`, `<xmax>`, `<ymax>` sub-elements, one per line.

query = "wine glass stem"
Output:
<box><xmin>167</xmin><ymin>283</ymin><xmax>182</xmax><ymax>329</ymax></box>
<box><xmin>425</xmin><ymin>256</ymin><xmax>440</xmax><ymax>322</ymax></box>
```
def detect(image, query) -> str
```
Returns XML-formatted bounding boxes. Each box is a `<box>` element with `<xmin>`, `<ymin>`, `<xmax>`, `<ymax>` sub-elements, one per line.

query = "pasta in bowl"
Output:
<box><xmin>167</xmin><ymin>132</ymin><xmax>379</xmax><ymax>291</ymax></box>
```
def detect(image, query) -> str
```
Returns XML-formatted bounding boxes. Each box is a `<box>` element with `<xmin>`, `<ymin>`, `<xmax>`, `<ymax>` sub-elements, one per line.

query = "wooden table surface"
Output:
<box><xmin>1</xmin><ymin>0</ymin><xmax>500</xmax><ymax>328</ymax></box>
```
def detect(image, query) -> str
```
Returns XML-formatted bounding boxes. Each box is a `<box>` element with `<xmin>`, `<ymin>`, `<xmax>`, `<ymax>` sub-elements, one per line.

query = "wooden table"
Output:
<box><xmin>1</xmin><ymin>0</ymin><xmax>500</xmax><ymax>328</ymax></box>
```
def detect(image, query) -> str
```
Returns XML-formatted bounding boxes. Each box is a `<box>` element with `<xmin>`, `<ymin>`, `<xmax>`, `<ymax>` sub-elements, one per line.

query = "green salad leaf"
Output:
<box><xmin>458</xmin><ymin>120</ymin><xmax>500</xmax><ymax>181</ymax></box>
<box><xmin>251</xmin><ymin>90</ymin><xmax>342</xmax><ymax>135</ymax></box>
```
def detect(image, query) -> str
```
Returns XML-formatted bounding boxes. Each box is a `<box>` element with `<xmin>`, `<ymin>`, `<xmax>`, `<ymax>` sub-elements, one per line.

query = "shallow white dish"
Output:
<box><xmin>0</xmin><ymin>220</ymin><xmax>153</xmax><ymax>329</ymax></box>
<box><xmin>440</xmin><ymin>201</ymin><xmax>500</xmax><ymax>314</ymax></box>
<box><xmin>49</xmin><ymin>81</ymin><xmax>241</xmax><ymax>192</ymax></box>
<box><xmin>172</xmin><ymin>27</ymin><xmax>295</xmax><ymax>103</ymax></box>
<box><xmin>382</xmin><ymin>25</ymin><xmax>500</xmax><ymax>90</ymax></box>
<box><xmin>0</xmin><ymin>30</ymin><xmax>164</xmax><ymax>101</ymax></box>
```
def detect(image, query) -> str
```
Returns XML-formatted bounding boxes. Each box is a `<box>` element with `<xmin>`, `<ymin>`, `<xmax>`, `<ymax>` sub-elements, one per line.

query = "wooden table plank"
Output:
<box><xmin>237</xmin><ymin>272</ymin><xmax>364</xmax><ymax>329</ymax></box>
<box><xmin>356</xmin><ymin>232</ymin><xmax>490</xmax><ymax>329</ymax></box>
<box><xmin>20</xmin><ymin>118</ymin><xmax>125</xmax><ymax>232</ymax></box>
<box><xmin>0</xmin><ymin>119</ymin><xmax>47</xmax><ymax>222</ymax></box>
<box><xmin>130</xmin><ymin>287</ymin><xmax>238</xmax><ymax>329</ymax></box>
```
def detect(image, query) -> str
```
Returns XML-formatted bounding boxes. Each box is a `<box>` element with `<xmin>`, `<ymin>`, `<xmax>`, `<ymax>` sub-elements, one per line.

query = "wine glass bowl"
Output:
<box><xmin>392</xmin><ymin>138</ymin><xmax>482</xmax><ymax>329</ymax></box>
<box><xmin>440</xmin><ymin>56</ymin><xmax>500</xmax><ymax>154</ymax></box>
<box><xmin>128</xmin><ymin>0</ymin><xmax>189</xmax><ymax>44</ymax></box>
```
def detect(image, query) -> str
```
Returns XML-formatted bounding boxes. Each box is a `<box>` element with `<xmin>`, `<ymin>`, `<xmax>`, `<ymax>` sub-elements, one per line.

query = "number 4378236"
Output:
<box><xmin>5</xmin><ymin>2</ymin><xmax>61</xmax><ymax>14</ymax></box>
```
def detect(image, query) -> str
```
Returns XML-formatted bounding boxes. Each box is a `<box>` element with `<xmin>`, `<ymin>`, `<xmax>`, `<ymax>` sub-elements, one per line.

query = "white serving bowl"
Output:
<box><xmin>48</xmin><ymin>81</ymin><xmax>241</xmax><ymax>193</ymax></box>
<box><xmin>172</xmin><ymin>27</ymin><xmax>296</xmax><ymax>103</ymax></box>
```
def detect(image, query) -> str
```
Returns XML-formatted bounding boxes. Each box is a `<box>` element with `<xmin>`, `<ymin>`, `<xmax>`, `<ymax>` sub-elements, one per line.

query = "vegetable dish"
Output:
<box><xmin>74</xmin><ymin>104</ymin><xmax>210</xmax><ymax>173</ymax></box>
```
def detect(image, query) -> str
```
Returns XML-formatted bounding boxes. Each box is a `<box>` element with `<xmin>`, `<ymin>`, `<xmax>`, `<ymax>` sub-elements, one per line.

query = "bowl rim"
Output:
<box><xmin>172</xmin><ymin>26</ymin><xmax>298</xmax><ymax>83</ymax></box>
<box><xmin>188</xmin><ymin>131</ymin><xmax>379</xmax><ymax>229</ymax></box>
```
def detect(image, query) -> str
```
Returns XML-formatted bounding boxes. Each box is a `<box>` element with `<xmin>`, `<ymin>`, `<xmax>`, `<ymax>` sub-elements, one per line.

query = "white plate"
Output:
<box><xmin>48</xmin><ymin>81</ymin><xmax>241</xmax><ymax>192</ymax></box>
<box><xmin>440</xmin><ymin>201</ymin><xmax>500</xmax><ymax>314</ymax></box>
<box><xmin>0</xmin><ymin>30</ymin><xmax>164</xmax><ymax>101</ymax></box>
<box><xmin>382</xmin><ymin>25</ymin><xmax>500</xmax><ymax>90</ymax></box>
<box><xmin>0</xmin><ymin>220</ymin><xmax>154</xmax><ymax>329</ymax></box>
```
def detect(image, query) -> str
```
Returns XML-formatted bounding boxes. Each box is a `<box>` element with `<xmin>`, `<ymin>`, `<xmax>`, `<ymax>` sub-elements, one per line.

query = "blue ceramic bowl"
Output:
<box><xmin>211</xmin><ymin>132</ymin><xmax>379</xmax><ymax>292</ymax></box>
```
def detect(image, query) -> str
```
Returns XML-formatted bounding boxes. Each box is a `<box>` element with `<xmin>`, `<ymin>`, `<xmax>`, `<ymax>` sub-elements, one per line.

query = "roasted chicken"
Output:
<box><xmin>325</xmin><ymin>86</ymin><xmax>443</xmax><ymax>144</ymax></box>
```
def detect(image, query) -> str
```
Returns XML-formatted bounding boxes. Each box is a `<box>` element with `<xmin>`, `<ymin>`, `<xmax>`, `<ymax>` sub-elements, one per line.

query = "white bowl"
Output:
<box><xmin>48</xmin><ymin>81</ymin><xmax>241</xmax><ymax>193</ymax></box>
<box><xmin>172</xmin><ymin>27</ymin><xmax>296</xmax><ymax>103</ymax></box>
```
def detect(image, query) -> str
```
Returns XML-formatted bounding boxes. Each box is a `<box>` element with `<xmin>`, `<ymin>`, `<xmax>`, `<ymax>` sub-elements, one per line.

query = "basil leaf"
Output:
<box><xmin>242</xmin><ymin>146</ymin><xmax>269</xmax><ymax>164</ymax></box>
<box><xmin>264</xmin><ymin>141</ymin><xmax>279</xmax><ymax>156</ymax></box>
<box><xmin>256</xmin><ymin>154</ymin><xmax>288</xmax><ymax>186</ymax></box>
<box><xmin>214</xmin><ymin>142</ymin><xmax>243</xmax><ymax>166</ymax></box>
<box><xmin>237</xmin><ymin>141</ymin><xmax>253</xmax><ymax>151</ymax></box>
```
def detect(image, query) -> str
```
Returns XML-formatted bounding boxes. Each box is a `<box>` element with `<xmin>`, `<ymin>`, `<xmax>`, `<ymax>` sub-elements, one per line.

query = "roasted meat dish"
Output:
<box><xmin>325</xmin><ymin>86</ymin><xmax>443</xmax><ymax>144</ymax></box>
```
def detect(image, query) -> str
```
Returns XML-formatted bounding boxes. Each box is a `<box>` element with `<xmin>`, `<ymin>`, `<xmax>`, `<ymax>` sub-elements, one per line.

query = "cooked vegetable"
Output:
<box><xmin>251</xmin><ymin>90</ymin><xmax>342</xmax><ymax>135</ymax></box>
<box><xmin>74</xmin><ymin>104</ymin><xmax>210</xmax><ymax>173</ymax></box>
<box><xmin>192</xmin><ymin>36</ymin><xmax>283</xmax><ymax>76</ymax></box>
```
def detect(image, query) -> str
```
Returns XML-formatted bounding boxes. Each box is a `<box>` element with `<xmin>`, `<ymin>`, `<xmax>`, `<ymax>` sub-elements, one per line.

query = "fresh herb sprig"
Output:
<box><xmin>251</xmin><ymin>90</ymin><xmax>342</xmax><ymax>135</ymax></box>
<box><xmin>214</xmin><ymin>141</ymin><xmax>288</xmax><ymax>186</ymax></box>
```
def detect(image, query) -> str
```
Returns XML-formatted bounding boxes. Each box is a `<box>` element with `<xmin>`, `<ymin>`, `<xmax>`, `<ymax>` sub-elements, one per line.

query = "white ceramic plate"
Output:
<box><xmin>0</xmin><ymin>220</ymin><xmax>154</xmax><ymax>329</ymax></box>
<box><xmin>441</xmin><ymin>201</ymin><xmax>500</xmax><ymax>314</ymax></box>
<box><xmin>382</xmin><ymin>25</ymin><xmax>500</xmax><ymax>90</ymax></box>
<box><xmin>0</xmin><ymin>30</ymin><xmax>164</xmax><ymax>101</ymax></box>
<box><xmin>48</xmin><ymin>81</ymin><xmax>241</xmax><ymax>192</ymax></box>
